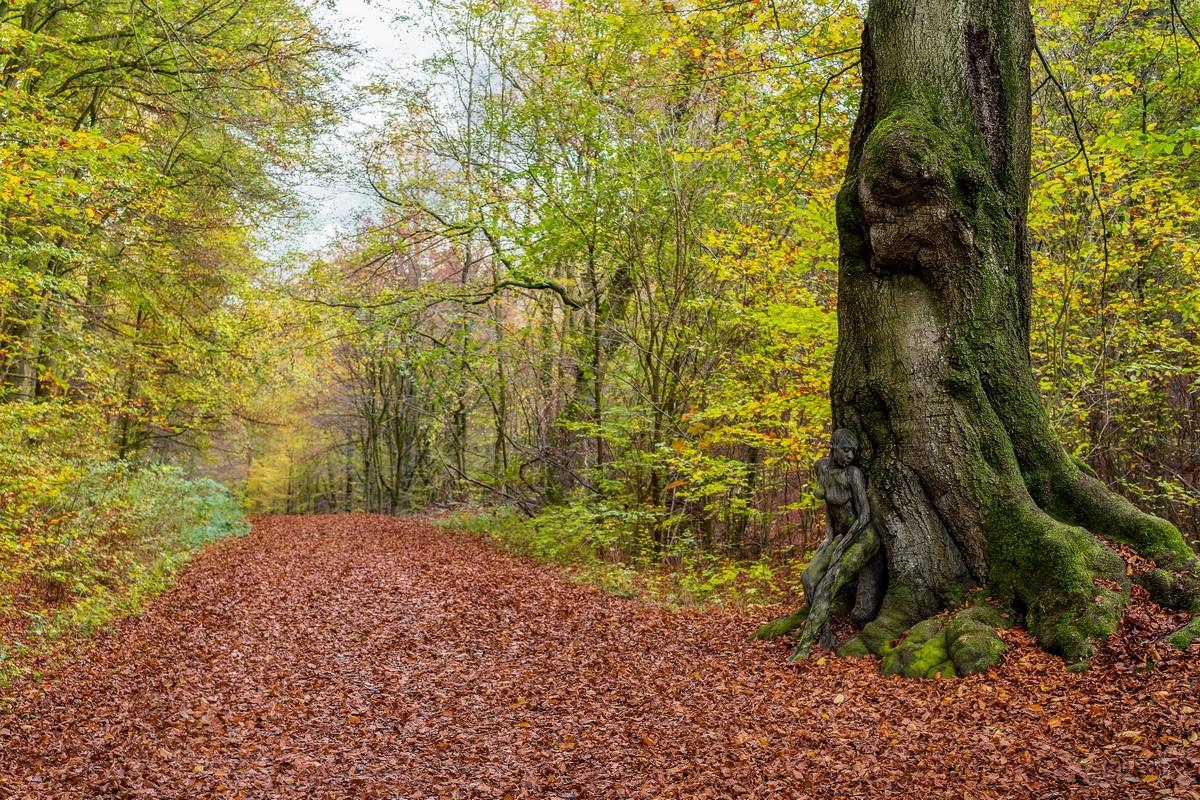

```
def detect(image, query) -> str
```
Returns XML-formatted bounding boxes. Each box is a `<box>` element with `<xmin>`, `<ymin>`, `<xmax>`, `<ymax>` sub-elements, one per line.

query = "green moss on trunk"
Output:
<box><xmin>821</xmin><ymin>0</ymin><xmax>1195</xmax><ymax>675</ymax></box>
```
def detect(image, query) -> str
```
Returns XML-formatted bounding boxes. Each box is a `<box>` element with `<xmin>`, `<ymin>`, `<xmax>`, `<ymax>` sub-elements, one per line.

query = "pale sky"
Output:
<box><xmin>273</xmin><ymin>0</ymin><xmax>437</xmax><ymax>257</ymax></box>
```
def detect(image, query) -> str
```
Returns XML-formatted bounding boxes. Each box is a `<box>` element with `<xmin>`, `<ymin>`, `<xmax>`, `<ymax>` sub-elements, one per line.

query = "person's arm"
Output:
<box><xmin>812</xmin><ymin>458</ymin><xmax>829</xmax><ymax>500</ymax></box>
<box><xmin>831</xmin><ymin>467</ymin><xmax>872</xmax><ymax>559</ymax></box>
<box><xmin>846</xmin><ymin>466</ymin><xmax>872</xmax><ymax>538</ymax></box>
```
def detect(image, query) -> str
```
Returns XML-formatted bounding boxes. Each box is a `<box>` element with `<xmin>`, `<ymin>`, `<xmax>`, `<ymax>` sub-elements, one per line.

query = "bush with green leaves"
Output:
<box><xmin>436</xmin><ymin>502</ymin><xmax>807</xmax><ymax>608</ymax></box>
<box><xmin>1</xmin><ymin>405</ymin><xmax>249</xmax><ymax>683</ymax></box>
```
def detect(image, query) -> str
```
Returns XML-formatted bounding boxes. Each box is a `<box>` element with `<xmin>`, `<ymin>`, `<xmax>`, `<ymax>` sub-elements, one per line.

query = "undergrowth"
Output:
<box><xmin>0</xmin><ymin>458</ymin><xmax>249</xmax><ymax>688</ymax></box>
<box><xmin>432</xmin><ymin>503</ymin><xmax>808</xmax><ymax>609</ymax></box>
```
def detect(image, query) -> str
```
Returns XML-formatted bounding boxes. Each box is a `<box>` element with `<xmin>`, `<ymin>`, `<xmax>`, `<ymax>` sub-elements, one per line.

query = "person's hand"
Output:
<box><xmin>831</xmin><ymin>530</ymin><xmax>856</xmax><ymax>561</ymax></box>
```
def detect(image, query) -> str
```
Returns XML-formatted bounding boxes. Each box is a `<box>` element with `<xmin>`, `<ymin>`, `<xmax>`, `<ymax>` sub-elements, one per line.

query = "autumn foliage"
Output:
<box><xmin>0</xmin><ymin>0</ymin><xmax>1198</xmax><ymax>787</ymax></box>
<box><xmin>257</xmin><ymin>0</ymin><xmax>1200</xmax><ymax>573</ymax></box>
<box><xmin>3</xmin><ymin>517</ymin><xmax>1198</xmax><ymax>798</ymax></box>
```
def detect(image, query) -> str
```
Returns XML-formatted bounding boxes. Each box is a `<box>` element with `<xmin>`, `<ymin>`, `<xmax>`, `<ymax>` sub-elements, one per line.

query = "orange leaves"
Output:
<box><xmin>3</xmin><ymin>515</ymin><xmax>1199</xmax><ymax>797</ymax></box>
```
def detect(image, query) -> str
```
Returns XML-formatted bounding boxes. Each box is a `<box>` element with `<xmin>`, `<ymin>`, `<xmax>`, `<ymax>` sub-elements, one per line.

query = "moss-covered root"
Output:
<box><xmin>1010</xmin><ymin>529</ymin><xmax>1130</xmax><ymax>666</ymax></box>
<box><xmin>880</xmin><ymin>618</ymin><xmax>953</xmax><ymax>678</ymax></box>
<box><xmin>1051</xmin><ymin>468</ymin><xmax>1196</xmax><ymax>564</ymax></box>
<box><xmin>1135</xmin><ymin>556</ymin><xmax>1200</xmax><ymax>614</ymax></box>
<box><xmin>945</xmin><ymin>605</ymin><xmax>1010</xmax><ymax>676</ymax></box>
<box><xmin>836</xmin><ymin>637</ymin><xmax>871</xmax><ymax>658</ymax></box>
<box><xmin>988</xmin><ymin>498</ymin><xmax>1132</xmax><ymax>664</ymax></box>
<box><xmin>752</xmin><ymin>607</ymin><xmax>808</xmax><ymax>640</ymax></box>
<box><xmin>1031</xmin><ymin>582</ymin><xmax>1127</xmax><ymax>669</ymax></box>
<box><xmin>880</xmin><ymin>605</ymin><xmax>1010</xmax><ymax>678</ymax></box>
<box><xmin>857</xmin><ymin>586</ymin><xmax>923</xmax><ymax>658</ymax></box>
<box><xmin>1164</xmin><ymin>616</ymin><xmax>1200</xmax><ymax>650</ymax></box>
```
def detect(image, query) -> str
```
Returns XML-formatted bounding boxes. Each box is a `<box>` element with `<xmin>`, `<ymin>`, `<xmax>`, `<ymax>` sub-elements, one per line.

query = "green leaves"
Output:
<box><xmin>0</xmin><ymin>0</ymin><xmax>339</xmax><ymax>455</ymax></box>
<box><xmin>1030</xmin><ymin>0</ymin><xmax>1200</xmax><ymax>527</ymax></box>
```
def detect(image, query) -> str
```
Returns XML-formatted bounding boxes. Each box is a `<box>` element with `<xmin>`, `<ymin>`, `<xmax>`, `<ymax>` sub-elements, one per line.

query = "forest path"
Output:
<box><xmin>2</xmin><ymin>514</ymin><xmax>1197</xmax><ymax>799</ymax></box>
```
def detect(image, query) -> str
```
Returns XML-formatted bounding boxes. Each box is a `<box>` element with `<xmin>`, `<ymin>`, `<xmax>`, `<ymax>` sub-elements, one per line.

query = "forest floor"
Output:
<box><xmin>1</xmin><ymin>514</ymin><xmax>1198</xmax><ymax>799</ymax></box>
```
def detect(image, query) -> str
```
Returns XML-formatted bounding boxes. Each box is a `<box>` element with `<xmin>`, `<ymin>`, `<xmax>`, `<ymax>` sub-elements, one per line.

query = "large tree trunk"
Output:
<box><xmin>832</xmin><ymin>0</ymin><xmax>1198</xmax><ymax>667</ymax></box>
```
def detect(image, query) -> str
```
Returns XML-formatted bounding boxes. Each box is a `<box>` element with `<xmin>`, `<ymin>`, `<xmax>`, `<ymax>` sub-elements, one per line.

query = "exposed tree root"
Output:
<box><xmin>756</xmin><ymin>476</ymin><xmax>1192</xmax><ymax>673</ymax></box>
<box><xmin>983</xmin><ymin>493</ymin><xmax>1132</xmax><ymax>664</ymax></box>
<box><xmin>1000</xmin><ymin>438</ymin><xmax>1200</xmax><ymax>661</ymax></box>
<box><xmin>752</xmin><ymin>607</ymin><xmax>808</xmax><ymax>640</ymax></box>
<box><xmin>858</xmin><ymin>603</ymin><xmax>1007</xmax><ymax>678</ymax></box>
<box><xmin>1020</xmin><ymin>444</ymin><xmax>1195</xmax><ymax>563</ymax></box>
<box><xmin>1165</xmin><ymin>616</ymin><xmax>1200</xmax><ymax>650</ymax></box>
<box><xmin>1136</xmin><ymin>565</ymin><xmax>1200</xmax><ymax>614</ymax></box>
<box><xmin>856</xmin><ymin>585</ymin><xmax>921</xmax><ymax>658</ymax></box>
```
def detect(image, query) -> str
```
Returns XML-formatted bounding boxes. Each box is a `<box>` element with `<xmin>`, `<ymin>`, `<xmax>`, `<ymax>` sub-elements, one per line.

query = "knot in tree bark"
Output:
<box><xmin>858</xmin><ymin>111</ymin><xmax>978</xmax><ymax>276</ymax></box>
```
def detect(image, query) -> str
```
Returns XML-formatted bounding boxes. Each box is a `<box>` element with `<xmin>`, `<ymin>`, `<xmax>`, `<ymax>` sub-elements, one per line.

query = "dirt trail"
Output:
<box><xmin>1</xmin><ymin>514</ymin><xmax>1197</xmax><ymax>799</ymax></box>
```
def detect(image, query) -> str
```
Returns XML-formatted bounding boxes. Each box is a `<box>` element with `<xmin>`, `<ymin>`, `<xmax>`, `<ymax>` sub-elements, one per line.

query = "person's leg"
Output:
<box><xmin>792</xmin><ymin>528</ymin><xmax>881</xmax><ymax>659</ymax></box>
<box><xmin>801</xmin><ymin>537</ymin><xmax>835</xmax><ymax>603</ymax></box>
<box><xmin>753</xmin><ymin>537</ymin><xmax>837</xmax><ymax>640</ymax></box>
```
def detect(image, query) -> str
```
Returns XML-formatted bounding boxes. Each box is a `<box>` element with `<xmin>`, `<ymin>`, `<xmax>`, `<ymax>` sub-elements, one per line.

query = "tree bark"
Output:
<box><xmin>833</xmin><ymin>0</ymin><xmax>1198</xmax><ymax>664</ymax></box>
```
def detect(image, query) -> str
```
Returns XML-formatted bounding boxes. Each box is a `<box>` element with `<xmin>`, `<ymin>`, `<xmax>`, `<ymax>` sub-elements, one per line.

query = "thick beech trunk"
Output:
<box><xmin>832</xmin><ymin>0</ymin><xmax>1198</xmax><ymax>667</ymax></box>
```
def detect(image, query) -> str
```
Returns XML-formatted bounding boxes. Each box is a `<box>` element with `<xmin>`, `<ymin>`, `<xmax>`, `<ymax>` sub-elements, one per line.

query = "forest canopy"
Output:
<box><xmin>3</xmin><ymin>0</ymin><xmax>1200</xmax><ymax>792</ymax></box>
<box><xmin>1</xmin><ymin>0</ymin><xmax>1198</xmax><ymax>663</ymax></box>
<box><xmin>0</xmin><ymin>0</ymin><xmax>341</xmax><ymax>658</ymax></box>
<box><xmin>257</xmin><ymin>0</ymin><xmax>1199</xmax><ymax>563</ymax></box>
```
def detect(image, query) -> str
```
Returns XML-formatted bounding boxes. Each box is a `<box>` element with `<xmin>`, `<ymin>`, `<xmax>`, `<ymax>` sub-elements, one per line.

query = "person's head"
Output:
<box><xmin>830</xmin><ymin>428</ymin><xmax>858</xmax><ymax>467</ymax></box>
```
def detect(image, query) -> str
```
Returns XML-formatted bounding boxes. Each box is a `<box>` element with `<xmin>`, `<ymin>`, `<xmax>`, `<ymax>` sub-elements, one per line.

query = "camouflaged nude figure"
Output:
<box><xmin>792</xmin><ymin>428</ymin><xmax>883</xmax><ymax>660</ymax></box>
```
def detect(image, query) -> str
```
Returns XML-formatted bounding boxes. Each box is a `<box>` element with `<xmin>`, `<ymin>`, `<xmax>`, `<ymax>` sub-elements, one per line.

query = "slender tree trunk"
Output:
<box><xmin>832</xmin><ymin>0</ymin><xmax>1198</xmax><ymax>665</ymax></box>
<box><xmin>452</xmin><ymin>241</ymin><xmax>473</xmax><ymax>498</ymax></box>
<box><xmin>114</xmin><ymin>306</ymin><xmax>147</xmax><ymax>459</ymax></box>
<box><xmin>491</xmin><ymin>278</ymin><xmax>509</xmax><ymax>490</ymax></box>
<box><xmin>285</xmin><ymin>447</ymin><xmax>295</xmax><ymax>515</ymax></box>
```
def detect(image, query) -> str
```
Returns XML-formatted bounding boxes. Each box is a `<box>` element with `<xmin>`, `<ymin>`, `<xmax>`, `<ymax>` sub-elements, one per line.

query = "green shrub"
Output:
<box><xmin>435</xmin><ymin>502</ymin><xmax>807</xmax><ymax>609</ymax></box>
<box><xmin>0</xmin><ymin>416</ymin><xmax>249</xmax><ymax>687</ymax></box>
